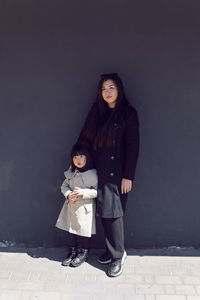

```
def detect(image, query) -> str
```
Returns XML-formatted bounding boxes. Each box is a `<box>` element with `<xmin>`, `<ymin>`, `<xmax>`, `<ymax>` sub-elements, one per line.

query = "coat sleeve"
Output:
<box><xmin>82</xmin><ymin>182</ymin><xmax>97</xmax><ymax>200</ymax></box>
<box><xmin>122</xmin><ymin>108</ymin><xmax>139</xmax><ymax>181</ymax></box>
<box><xmin>82</xmin><ymin>188</ymin><xmax>97</xmax><ymax>199</ymax></box>
<box><xmin>61</xmin><ymin>179</ymin><xmax>72</xmax><ymax>199</ymax></box>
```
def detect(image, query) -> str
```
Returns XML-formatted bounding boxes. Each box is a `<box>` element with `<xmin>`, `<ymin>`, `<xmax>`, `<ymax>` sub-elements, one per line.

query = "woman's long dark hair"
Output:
<box><xmin>80</xmin><ymin>73</ymin><xmax>130</xmax><ymax>149</ymax></box>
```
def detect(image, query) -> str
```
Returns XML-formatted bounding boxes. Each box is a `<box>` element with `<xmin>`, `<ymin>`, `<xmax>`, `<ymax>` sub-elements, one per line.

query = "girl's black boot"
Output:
<box><xmin>61</xmin><ymin>247</ymin><xmax>77</xmax><ymax>266</ymax></box>
<box><xmin>70</xmin><ymin>248</ymin><xmax>88</xmax><ymax>267</ymax></box>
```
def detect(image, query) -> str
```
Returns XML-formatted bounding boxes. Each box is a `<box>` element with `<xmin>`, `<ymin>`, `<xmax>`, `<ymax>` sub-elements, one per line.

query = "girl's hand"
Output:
<box><xmin>68</xmin><ymin>192</ymin><xmax>77</xmax><ymax>202</ymax></box>
<box><xmin>73</xmin><ymin>187</ymin><xmax>84</xmax><ymax>197</ymax></box>
<box><xmin>121</xmin><ymin>178</ymin><xmax>132</xmax><ymax>194</ymax></box>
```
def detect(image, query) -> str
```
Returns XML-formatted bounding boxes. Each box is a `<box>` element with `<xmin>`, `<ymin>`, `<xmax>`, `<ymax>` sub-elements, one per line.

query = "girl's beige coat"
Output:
<box><xmin>55</xmin><ymin>169</ymin><xmax>97</xmax><ymax>237</ymax></box>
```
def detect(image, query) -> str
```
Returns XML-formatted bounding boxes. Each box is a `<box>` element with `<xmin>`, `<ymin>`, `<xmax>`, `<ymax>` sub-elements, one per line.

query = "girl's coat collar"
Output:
<box><xmin>64</xmin><ymin>169</ymin><xmax>97</xmax><ymax>179</ymax></box>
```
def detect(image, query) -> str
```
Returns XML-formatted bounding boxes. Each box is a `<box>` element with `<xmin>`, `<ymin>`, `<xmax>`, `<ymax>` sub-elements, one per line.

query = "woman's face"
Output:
<box><xmin>101</xmin><ymin>79</ymin><xmax>118</xmax><ymax>108</ymax></box>
<box><xmin>73</xmin><ymin>154</ymin><xmax>86</xmax><ymax>168</ymax></box>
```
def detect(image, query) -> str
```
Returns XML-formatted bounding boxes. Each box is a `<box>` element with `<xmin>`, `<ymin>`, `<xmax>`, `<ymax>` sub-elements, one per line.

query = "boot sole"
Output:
<box><xmin>70</xmin><ymin>258</ymin><xmax>87</xmax><ymax>267</ymax></box>
<box><xmin>61</xmin><ymin>262</ymin><xmax>71</xmax><ymax>267</ymax></box>
<box><xmin>97</xmin><ymin>258</ymin><xmax>112</xmax><ymax>264</ymax></box>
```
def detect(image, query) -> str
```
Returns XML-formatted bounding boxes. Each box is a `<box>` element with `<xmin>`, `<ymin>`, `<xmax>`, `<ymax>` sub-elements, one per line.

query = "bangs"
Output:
<box><xmin>72</xmin><ymin>151</ymin><xmax>85</xmax><ymax>157</ymax></box>
<box><xmin>71</xmin><ymin>144</ymin><xmax>89</xmax><ymax>159</ymax></box>
<box><xmin>71</xmin><ymin>149</ymin><xmax>85</xmax><ymax>158</ymax></box>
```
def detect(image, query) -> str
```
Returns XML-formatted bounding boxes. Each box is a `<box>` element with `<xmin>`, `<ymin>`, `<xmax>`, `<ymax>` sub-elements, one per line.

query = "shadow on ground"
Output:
<box><xmin>0</xmin><ymin>246</ymin><xmax>108</xmax><ymax>271</ymax></box>
<box><xmin>1</xmin><ymin>247</ymin><xmax>200</xmax><ymax>270</ymax></box>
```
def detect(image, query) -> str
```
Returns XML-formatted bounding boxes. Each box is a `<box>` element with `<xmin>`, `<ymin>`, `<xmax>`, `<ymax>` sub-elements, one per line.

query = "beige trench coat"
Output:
<box><xmin>55</xmin><ymin>169</ymin><xmax>97</xmax><ymax>237</ymax></box>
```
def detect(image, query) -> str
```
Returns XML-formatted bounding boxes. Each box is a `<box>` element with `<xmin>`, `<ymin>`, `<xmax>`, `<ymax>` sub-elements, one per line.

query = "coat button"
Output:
<box><xmin>111</xmin><ymin>156</ymin><xmax>115</xmax><ymax>160</ymax></box>
<box><xmin>110</xmin><ymin>172</ymin><xmax>114</xmax><ymax>177</ymax></box>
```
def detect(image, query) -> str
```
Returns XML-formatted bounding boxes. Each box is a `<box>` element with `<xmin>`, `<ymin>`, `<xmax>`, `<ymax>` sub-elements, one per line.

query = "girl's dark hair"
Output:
<box><xmin>80</xmin><ymin>73</ymin><xmax>130</xmax><ymax>149</ymax></box>
<box><xmin>71</xmin><ymin>143</ymin><xmax>94</xmax><ymax>172</ymax></box>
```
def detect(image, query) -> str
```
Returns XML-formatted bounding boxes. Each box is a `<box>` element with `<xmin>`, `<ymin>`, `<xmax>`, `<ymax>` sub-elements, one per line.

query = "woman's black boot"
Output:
<box><xmin>61</xmin><ymin>247</ymin><xmax>77</xmax><ymax>266</ymax></box>
<box><xmin>70</xmin><ymin>248</ymin><xmax>88</xmax><ymax>267</ymax></box>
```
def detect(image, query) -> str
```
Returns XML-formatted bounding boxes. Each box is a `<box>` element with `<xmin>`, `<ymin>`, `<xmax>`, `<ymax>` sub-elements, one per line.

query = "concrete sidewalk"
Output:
<box><xmin>1</xmin><ymin>247</ymin><xmax>200</xmax><ymax>300</ymax></box>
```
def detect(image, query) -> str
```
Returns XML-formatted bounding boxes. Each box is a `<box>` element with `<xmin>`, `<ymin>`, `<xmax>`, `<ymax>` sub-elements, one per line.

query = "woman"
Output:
<box><xmin>78</xmin><ymin>73</ymin><xmax>139</xmax><ymax>277</ymax></box>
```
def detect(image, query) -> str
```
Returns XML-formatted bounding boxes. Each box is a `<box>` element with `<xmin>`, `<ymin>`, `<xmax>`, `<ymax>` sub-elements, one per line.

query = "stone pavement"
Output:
<box><xmin>1</xmin><ymin>247</ymin><xmax>200</xmax><ymax>300</ymax></box>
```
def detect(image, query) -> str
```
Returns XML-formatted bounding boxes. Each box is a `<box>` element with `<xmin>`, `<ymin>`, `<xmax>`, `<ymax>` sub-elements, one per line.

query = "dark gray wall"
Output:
<box><xmin>0</xmin><ymin>0</ymin><xmax>200</xmax><ymax>248</ymax></box>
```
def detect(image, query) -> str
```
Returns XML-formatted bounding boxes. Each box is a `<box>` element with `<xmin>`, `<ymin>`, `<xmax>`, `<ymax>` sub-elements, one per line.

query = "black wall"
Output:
<box><xmin>0</xmin><ymin>0</ymin><xmax>200</xmax><ymax>248</ymax></box>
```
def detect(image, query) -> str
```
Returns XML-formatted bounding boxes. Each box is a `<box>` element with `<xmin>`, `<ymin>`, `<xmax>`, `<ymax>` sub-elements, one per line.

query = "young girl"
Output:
<box><xmin>56</xmin><ymin>143</ymin><xmax>97</xmax><ymax>267</ymax></box>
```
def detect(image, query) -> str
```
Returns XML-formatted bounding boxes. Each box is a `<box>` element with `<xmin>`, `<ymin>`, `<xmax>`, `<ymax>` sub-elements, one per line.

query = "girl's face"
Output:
<box><xmin>101</xmin><ymin>79</ymin><xmax>118</xmax><ymax>108</ymax></box>
<box><xmin>73</xmin><ymin>154</ymin><xmax>86</xmax><ymax>168</ymax></box>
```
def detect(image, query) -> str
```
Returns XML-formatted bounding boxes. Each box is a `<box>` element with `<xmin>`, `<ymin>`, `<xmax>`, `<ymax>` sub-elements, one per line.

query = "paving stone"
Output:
<box><xmin>135</xmin><ymin>284</ymin><xmax>165</xmax><ymax>295</ymax></box>
<box><xmin>122</xmin><ymin>296</ymin><xmax>144</xmax><ymax>300</ymax></box>
<box><xmin>194</xmin><ymin>286</ymin><xmax>200</xmax><ymax>295</ymax></box>
<box><xmin>156</xmin><ymin>296</ymin><xmax>186</xmax><ymax>300</ymax></box>
<box><xmin>155</xmin><ymin>276</ymin><xmax>182</xmax><ymax>285</ymax></box>
<box><xmin>27</xmin><ymin>272</ymin><xmax>41</xmax><ymax>281</ymax></box>
<box><xmin>29</xmin><ymin>292</ymin><xmax>61</xmax><ymax>300</ymax></box>
<box><xmin>9</xmin><ymin>271</ymin><xmax>30</xmax><ymax>280</ymax></box>
<box><xmin>123</xmin><ymin>274</ymin><xmax>144</xmax><ymax>284</ymax></box>
<box><xmin>191</xmin><ymin>270</ymin><xmax>200</xmax><ymax>276</ymax></box>
<box><xmin>0</xmin><ymin>270</ymin><xmax>12</xmax><ymax>280</ymax></box>
<box><xmin>17</xmin><ymin>280</ymin><xmax>47</xmax><ymax>291</ymax></box>
<box><xmin>20</xmin><ymin>291</ymin><xmax>32</xmax><ymax>300</ymax></box>
<box><xmin>172</xmin><ymin>269</ymin><xmax>192</xmax><ymax>276</ymax></box>
<box><xmin>0</xmin><ymin>291</ymin><xmax>21</xmax><ymax>300</ymax></box>
<box><xmin>39</xmin><ymin>271</ymin><xmax>67</xmax><ymax>281</ymax></box>
<box><xmin>145</xmin><ymin>275</ymin><xmax>155</xmax><ymax>284</ymax></box>
<box><xmin>176</xmin><ymin>285</ymin><xmax>196</xmax><ymax>295</ymax></box>
<box><xmin>183</xmin><ymin>277</ymin><xmax>200</xmax><ymax>285</ymax></box>
<box><xmin>60</xmin><ymin>294</ymin><xmax>94</xmax><ymax>300</ymax></box>
<box><xmin>163</xmin><ymin>285</ymin><xmax>176</xmax><ymax>295</ymax></box>
<box><xmin>0</xmin><ymin>279</ymin><xmax>18</xmax><ymax>290</ymax></box>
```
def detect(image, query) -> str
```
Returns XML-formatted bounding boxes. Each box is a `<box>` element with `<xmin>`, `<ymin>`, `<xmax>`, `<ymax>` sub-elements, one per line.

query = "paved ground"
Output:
<box><xmin>1</xmin><ymin>247</ymin><xmax>200</xmax><ymax>299</ymax></box>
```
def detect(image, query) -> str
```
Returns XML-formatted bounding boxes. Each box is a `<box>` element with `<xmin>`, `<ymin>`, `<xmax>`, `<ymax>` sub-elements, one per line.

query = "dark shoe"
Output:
<box><xmin>107</xmin><ymin>251</ymin><xmax>127</xmax><ymax>277</ymax></box>
<box><xmin>61</xmin><ymin>247</ymin><xmax>76</xmax><ymax>266</ymax></box>
<box><xmin>71</xmin><ymin>248</ymin><xmax>88</xmax><ymax>267</ymax></box>
<box><xmin>97</xmin><ymin>251</ymin><xmax>111</xmax><ymax>264</ymax></box>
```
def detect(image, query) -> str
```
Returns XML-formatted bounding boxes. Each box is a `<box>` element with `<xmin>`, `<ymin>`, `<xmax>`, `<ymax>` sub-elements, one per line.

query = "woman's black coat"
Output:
<box><xmin>78</xmin><ymin>103</ymin><xmax>139</xmax><ymax>218</ymax></box>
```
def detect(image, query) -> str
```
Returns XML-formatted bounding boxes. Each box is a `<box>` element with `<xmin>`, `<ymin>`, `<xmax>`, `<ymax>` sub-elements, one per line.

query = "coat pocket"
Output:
<box><xmin>83</xmin><ymin>200</ymin><xmax>94</xmax><ymax>214</ymax></box>
<box><xmin>71</xmin><ymin>200</ymin><xmax>93</xmax><ymax>215</ymax></box>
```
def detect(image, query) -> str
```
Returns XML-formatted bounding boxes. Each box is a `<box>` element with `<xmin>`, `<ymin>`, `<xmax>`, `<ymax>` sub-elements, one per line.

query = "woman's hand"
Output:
<box><xmin>68</xmin><ymin>192</ymin><xmax>77</xmax><ymax>202</ymax></box>
<box><xmin>73</xmin><ymin>187</ymin><xmax>84</xmax><ymax>197</ymax></box>
<box><xmin>121</xmin><ymin>178</ymin><xmax>132</xmax><ymax>194</ymax></box>
<box><xmin>68</xmin><ymin>187</ymin><xmax>84</xmax><ymax>202</ymax></box>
